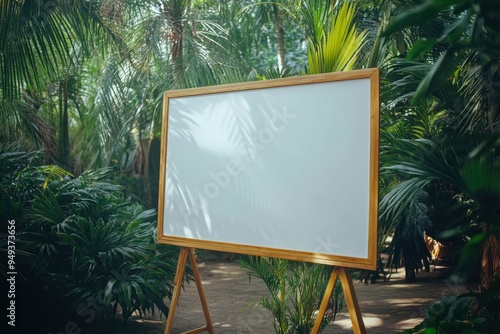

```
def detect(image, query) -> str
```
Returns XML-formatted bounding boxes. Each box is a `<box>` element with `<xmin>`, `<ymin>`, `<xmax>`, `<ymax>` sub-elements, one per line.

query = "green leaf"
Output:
<box><xmin>421</xmin><ymin>327</ymin><xmax>438</xmax><ymax>334</ymax></box>
<box><xmin>383</xmin><ymin>0</ymin><xmax>469</xmax><ymax>37</ymax></box>
<box><xmin>436</xmin><ymin>225</ymin><xmax>470</xmax><ymax>239</ymax></box>
<box><xmin>469</xmin><ymin>130</ymin><xmax>500</xmax><ymax>159</ymax></box>
<box><xmin>441</xmin><ymin>9</ymin><xmax>472</xmax><ymax>44</ymax></box>
<box><xmin>459</xmin><ymin>159</ymin><xmax>500</xmax><ymax>221</ymax></box>
<box><xmin>450</xmin><ymin>231</ymin><xmax>491</xmax><ymax>284</ymax></box>
<box><xmin>104</xmin><ymin>278</ymin><xmax>117</xmax><ymax>305</ymax></box>
<box><xmin>412</xmin><ymin>48</ymin><xmax>460</xmax><ymax>103</ymax></box>
<box><xmin>407</xmin><ymin>38</ymin><xmax>437</xmax><ymax>60</ymax></box>
<box><xmin>446</xmin><ymin>296</ymin><xmax>472</xmax><ymax>321</ymax></box>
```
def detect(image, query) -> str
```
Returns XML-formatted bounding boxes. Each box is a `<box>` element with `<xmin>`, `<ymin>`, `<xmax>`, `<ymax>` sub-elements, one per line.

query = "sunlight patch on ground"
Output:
<box><xmin>334</xmin><ymin>315</ymin><xmax>384</xmax><ymax>329</ymax></box>
<box><xmin>382</xmin><ymin>283</ymin><xmax>422</xmax><ymax>289</ymax></box>
<box><xmin>396</xmin><ymin>318</ymin><xmax>423</xmax><ymax>328</ymax></box>
<box><xmin>213</xmin><ymin>322</ymin><xmax>232</xmax><ymax>328</ymax></box>
<box><xmin>134</xmin><ymin>319</ymin><xmax>163</xmax><ymax>324</ymax></box>
<box><xmin>209</xmin><ymin>269</ymin><xmax>230</xmax><ymax>274</ymax></box>
<box><xmin>384</xmin><ymin>298</ymin><xmax>431</xmax><ymax>306</ymax></box>
<box><xmin>210</xmin><ymin>267</ymin><xmax>244</xmax><ymax>274</ymax></box>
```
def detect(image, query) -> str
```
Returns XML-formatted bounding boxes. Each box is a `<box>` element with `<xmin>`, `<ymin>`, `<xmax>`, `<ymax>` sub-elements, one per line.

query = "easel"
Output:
<box><xmin>164</xmin><ymin>247</ymin><xmax>214</xmax><ymax>334</ymax></box>
<box><xmin>311</xmin><ymin>267</ymin><xmax>366</xmax><ymax>334</ymax></box>
<box><xmin>164</xmin><ymin>248</ymin><xmax>366</xmax><ymax>334</ymax></box>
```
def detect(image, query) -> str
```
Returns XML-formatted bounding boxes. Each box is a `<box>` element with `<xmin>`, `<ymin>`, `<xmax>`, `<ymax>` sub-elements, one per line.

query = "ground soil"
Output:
<box><xmin>110</xmin><ymin>259</ymin><xmax>475</xmax><ymax>334</ymax></box>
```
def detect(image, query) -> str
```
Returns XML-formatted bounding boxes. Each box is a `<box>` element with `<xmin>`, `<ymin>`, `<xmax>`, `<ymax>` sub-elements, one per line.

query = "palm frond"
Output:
<box><xmin>307</xmin><ymin>1</ymin><xmax>367</xmax><ymax>74</ymax></box>
<box><xmin>0</xmin><ymin>0</ymin><xmax>113</xmax><ymax>99</ymax></box>
<box><xmin>459</xmin><ymin>158</ymin><xmax>500</xmax><ymax>225</ymax></box>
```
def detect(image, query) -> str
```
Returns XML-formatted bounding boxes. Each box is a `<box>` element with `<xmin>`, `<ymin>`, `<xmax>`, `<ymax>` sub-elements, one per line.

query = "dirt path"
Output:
<box><xmin>112</xmin><ymin>260</ymin><xmax>474</xmax><ymax>333</ymax></box>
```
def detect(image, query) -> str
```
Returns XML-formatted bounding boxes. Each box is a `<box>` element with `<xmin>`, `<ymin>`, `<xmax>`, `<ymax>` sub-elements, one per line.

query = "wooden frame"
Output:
<box><xmin>157</xmin><ymin>68</ymin><xmax>379</xmax><ymax>271</ymax></box>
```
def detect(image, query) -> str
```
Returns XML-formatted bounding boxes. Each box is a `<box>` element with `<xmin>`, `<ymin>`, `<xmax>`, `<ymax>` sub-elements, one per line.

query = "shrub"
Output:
<box><xmin>404</xmin><ymin>279</ymin><xmax>500</xmax><ymax>334</ymax></box>
<box><xmin>240</xmin><ymin>256</ymin><xmax>345</xmax><ymax>334</ymax></box>
<box><xmin>0</xmin><ymin>145</ymin><xmax>179</xmax><ymax>332</ymax></box>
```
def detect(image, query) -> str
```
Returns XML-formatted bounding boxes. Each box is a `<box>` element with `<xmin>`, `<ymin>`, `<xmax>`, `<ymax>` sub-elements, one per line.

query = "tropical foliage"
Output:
<box><xmin>0</xmin><ymin>144</ymin><xmax>179</xmax><ymax>332</ymax></box>
<box><xmin>307</xmin><ymin>1</ymin><xmax>366</xmax><ymax>74</ymax></box>
<box><xmin>2</xmin><ymin>0</ymin><xmax>500</xmax><ymax>332</ymax></box>
<box><xmin>241</xmin><ymin>257</ymin><xmax>345</xmax><ymax>334</ymax></box>
<box><xmin>380</xmin><ymin>0</ymin><xmax>500</xmax><ymax>288</ymax></box>
<box><xmin>404</xmin><ymin>280</ymin><xmax>500</xmax><ymax>333</ymax></box>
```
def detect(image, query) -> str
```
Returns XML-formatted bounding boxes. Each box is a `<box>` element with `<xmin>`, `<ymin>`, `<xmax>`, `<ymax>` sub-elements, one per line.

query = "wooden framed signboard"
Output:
<box><xmin>157</xmin><ymin>68</ymin><xmax>379</xmax><ymax>271</ymax></box>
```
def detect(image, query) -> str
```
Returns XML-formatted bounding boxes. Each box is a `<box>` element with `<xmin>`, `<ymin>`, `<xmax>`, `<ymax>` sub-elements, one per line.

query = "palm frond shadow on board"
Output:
<box><xmin>163</xmin><ymin>90</ymin><xmax>288</xmax><ymax>245</ymax></box>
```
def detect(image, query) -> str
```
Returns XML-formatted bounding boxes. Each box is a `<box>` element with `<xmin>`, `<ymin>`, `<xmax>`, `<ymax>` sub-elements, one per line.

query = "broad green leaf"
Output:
<box><xmin>407</xmin><ymin>38</ymin><xmax>437</xmax><ymax>60</ymax></box>
<box><xmin>104</xmin><ymin>278</ymin><xmax>117</xmax><ymax>305</ymax></box>
<box><xmin>412</xmin><ymin>48</ymin><xmax>461</xmax><ymax>103</ymax></box>
<box><xmin>383</xmin><ymin>0</ymin><xmax>469</xmax><ymax>37</ymax></box>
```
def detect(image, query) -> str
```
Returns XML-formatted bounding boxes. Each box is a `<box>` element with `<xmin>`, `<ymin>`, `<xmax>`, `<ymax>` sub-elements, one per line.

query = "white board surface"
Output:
<box><xmin>158</xmin><ymin>69</ymin><xmax>379</xmax><ymax>269</ymax></box>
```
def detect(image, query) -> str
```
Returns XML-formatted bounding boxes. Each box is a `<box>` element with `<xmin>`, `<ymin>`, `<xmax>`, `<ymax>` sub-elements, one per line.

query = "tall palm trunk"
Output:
<box><xmin>486</xmin><ymin>67</ymin><xmax>500</xmax><ymax>132</ymax></box>
<box><xmin>273</xmin><ymin>4</ymin><xmax>286</xmax><ymax>72</ymax></box>
<box><xmin>481</xmin><ymin>225</ymin><xmax>500</xmax><ymax>291</ymax></box>
<box><xmin>131</xmin><ymin>137</ymin><xmax>161</xmax><ymax>208</ymax></box>
<box><xmin>58</xmin><ymin>78</ymin><xmax>70</xmax><ymax>168</ymax></box>
<box><xmin>170</xmin><ymin>20</ymin><xmax>184</xmax><ymax>80</ymax></box>
<box><xmin>276</xmin><ymin>22</ymin><xmax>286</xmax><ymax>72</ymax></box>
<box><xmin>163</xmin><ymin>0</ymin><xmax>188</xmax><ymax>83</ymax></box>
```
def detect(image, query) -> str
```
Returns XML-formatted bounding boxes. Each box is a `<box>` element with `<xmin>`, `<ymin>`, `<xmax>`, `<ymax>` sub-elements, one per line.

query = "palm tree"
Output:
<box><xmin>239</xmin><ymin>0</ymin><xmax>293</xmax><ymax>72</ymax></box>
<box><xmin>0</xmin><ymin>0</ymin><xmax>115</xmax><ymax>155</ymax></box>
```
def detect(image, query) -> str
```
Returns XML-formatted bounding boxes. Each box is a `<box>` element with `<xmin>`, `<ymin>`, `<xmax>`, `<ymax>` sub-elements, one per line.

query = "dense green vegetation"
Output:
<box><xmin>240</xmin><ymin>257</ymin><xmax>345</xmax><ymax>334</ymax></box>
<box><xmin>0</xmin><ymin>144</ymin><xmax>179</xmax><ymax>332</ymax></box>
<box><xmin>1</xmin><ymin>0</ymin><xmax>499</xmax><ymax>332</ymax></box>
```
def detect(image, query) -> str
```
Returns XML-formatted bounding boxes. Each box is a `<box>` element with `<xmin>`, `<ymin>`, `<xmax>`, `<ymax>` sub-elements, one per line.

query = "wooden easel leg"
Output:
<box><xmin>164</xmin><ymin>247</ymin><xmax>189</xmax><ymax>334</ymax></box>
<box><xmin>311</xmin><ymin>268</ymin><xmax>340</xmax><ymax>334</ymax></box>
<box><xmin>311</xmin><ymin>267</ymin><xmax>366</xmax><ymax>334</ymax></box>
<box><xmin>187</xmin><ymin>248</ymin><xmax>215</xmax><ymax>334</ymax></box>
<box><xmin>163</xmin><ymin>247</ymin><xmax>214</xmax><ymax>334</ymax></box>
<box><xmin>338</xmin><ymin>268</ymin><xmax>366</xmax><ymax>334</ymax></box>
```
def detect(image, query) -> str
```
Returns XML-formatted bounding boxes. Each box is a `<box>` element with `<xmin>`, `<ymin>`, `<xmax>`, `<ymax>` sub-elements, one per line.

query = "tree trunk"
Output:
<box><xmin>276</xmin><ymin>22</ymin><xmax>286</xmax><ymax>72</ymax></box>
<box><xmin>481</xmin><ymin>230</ymin><xmax>500</xmax><ymax>291</ymax></box>
<box><xmin>58</xmin><ymin>79</ymin><xmax>70</xmax><ymax>168</ymax></box>
<box><xmin>487</xmin><ymin>67</ymin><xmax>500</xmax><ymax>132</ymax></box>
<box><xmin>130</xmin><ymin>138</ymin><xmax>160</xmax><ymax>208</ymax></box>
<box><xmin>273</xmin><ymin>4</ymin><xmax>286</xmax><ymax>72</ymax></box>
<box><xmin>170</xmin><ymin>22</ymin><xmax>183</xmax><ymax>80</ymax></box>
<box><xmin>164</xmin><ymin>1</ymin><xmax>185</xmax><ymax>84</ymax></box>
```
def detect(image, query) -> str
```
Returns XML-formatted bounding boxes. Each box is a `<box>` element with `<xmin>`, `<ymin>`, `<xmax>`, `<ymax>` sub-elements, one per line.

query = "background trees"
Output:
<box><xmin>1</xmin><ymin>0</ymin><xmax>499</xmax><ymax>332</ymax></box>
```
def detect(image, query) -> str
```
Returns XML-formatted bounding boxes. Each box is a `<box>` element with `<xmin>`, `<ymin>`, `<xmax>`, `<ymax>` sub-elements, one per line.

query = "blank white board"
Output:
<box><xmin>158</xmin><ymin>68</ymin><xmax>379</xmax><ymax>270</ymax></box>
